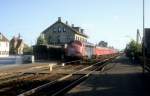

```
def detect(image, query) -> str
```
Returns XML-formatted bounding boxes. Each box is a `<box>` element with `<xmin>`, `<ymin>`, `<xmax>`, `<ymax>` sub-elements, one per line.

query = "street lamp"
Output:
<box><xmin>143</xmin><ymin>0</ymin><xmax>146</xmax><ymax>73</ymax></box>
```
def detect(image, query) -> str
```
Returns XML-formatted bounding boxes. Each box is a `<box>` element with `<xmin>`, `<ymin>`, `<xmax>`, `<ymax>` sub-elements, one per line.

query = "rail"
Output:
<box><xmin>17</xmin><ymin>56</ymin><xmax>117</xmax><ymax>96</ymax></box>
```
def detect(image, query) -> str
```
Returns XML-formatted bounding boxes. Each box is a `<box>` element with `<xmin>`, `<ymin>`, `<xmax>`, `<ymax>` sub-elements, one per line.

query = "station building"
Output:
<box><xmin>0</xmin><ymin>33</ymin><xmax>9</xmax><ymax>57</ymax></box>
<box><xmin>41</xmin><ymin>17</ymin><xmax>88</xmax><ymax>46</ymax></box>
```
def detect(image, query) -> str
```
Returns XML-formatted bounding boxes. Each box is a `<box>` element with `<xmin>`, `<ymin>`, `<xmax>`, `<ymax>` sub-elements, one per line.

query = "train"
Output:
<box><xmin>33</xmin><ymin>40</ymin><xmax>118</xmax><ymax>62</ymax></box>
<box><xmin>65</xmin><ymin>40</ymin><xmax>118</xmax><ymax>61</ymax></box>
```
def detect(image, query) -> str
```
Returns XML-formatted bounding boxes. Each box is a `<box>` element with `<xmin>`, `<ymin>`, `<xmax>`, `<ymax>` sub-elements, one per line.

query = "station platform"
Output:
<box><xmin>65</xmin><ymin>56</ymin><xmax>150</xmax><ymax>96</ymax></box>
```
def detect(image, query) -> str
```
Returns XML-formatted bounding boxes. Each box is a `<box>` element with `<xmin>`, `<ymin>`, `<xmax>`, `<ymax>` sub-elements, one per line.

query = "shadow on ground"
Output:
<box><xmin>66</xmin><ymin>73</ymin><xmax>150</xmax><ymax>96</ymax></box>
<box><xmin>66</xmin><ymin>55</ymin><xmax>150</xmax><ymax>96</ymax></box>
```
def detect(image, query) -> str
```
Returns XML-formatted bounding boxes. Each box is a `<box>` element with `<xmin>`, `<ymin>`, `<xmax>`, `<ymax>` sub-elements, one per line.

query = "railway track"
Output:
<box><xmin>0</xmin><ymin>55</ymin><xmax>118</xmax><ymax>96</ymax></box>
<box><xmin>0</xmin><ymin>64</ymin><xmax>89</xmax><ymax>96</ymax></box>
<box><xmin>0</xmin><ymin>73</ymin><xmax>66</xmax><ymax>96</ymax></box>
<box><xmin>0</xmin><ymin>64</ymin><xmax>87</xmax><ymax>85</ymax></box>
<box><xmin>17</xmin><ymin>56</ymin><xmax>117</xmax><ymax>96</ymax></box>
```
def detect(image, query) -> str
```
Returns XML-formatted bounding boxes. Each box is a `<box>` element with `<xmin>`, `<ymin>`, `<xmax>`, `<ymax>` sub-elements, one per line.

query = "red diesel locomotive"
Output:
<box><xmin>65</xmin><ymin>40</ymin><xmax>118</xmax><ymax>60</ymax></box>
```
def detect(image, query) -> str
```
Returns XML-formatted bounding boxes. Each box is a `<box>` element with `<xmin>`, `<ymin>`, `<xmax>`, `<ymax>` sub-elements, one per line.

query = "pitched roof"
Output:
<box><xmin>42</xmin><ymin>19</ymin><xmax>88</xmax><ymax>38</ymax></box>
<box><xmin>16</xmin><ymin>39</ymin><xmax>23</xmax><ymax>49</ymax></box>
<box><xmin>10</xmin><ymin>36</ymin><xmax>28</xmax><ymax>49</ymax></box>
<box><xmin>0</xmin><ymin>33</ymin><xmax>9</xmax><ymax>42</ymax></box>
<box><xmin>61</xmin><ymin>21</ymin><xmax>88</xmax><ymax>37</ymax></box>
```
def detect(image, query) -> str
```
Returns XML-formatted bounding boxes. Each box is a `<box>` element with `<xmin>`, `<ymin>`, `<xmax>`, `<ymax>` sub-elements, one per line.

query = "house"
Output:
<box><xmin>10</xmin><ymin>34</ymin><xmax>28</xmax><ymax>55</ymax></box>
<box><xmin>0</xmin><ymin>33</ymin><xmax>9</xmax><ymax>57</ymax></box>
<box><xmin>41</xmin><ymin>17</ymin><xmax>88</xmax><ymax>46</ymax></box>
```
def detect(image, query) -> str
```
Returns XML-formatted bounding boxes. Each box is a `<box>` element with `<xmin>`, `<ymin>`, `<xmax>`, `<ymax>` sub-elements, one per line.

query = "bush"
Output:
<box><xmin>125</xmin><ymin>40</ymin><xmax>142</xmax><ymax>60</ymax></box>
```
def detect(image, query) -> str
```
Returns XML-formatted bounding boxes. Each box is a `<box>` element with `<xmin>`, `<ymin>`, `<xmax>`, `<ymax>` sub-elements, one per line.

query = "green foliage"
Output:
<box><xmin>9</xmin><ymin>46</ymin><xmax>16</xmax><ymax>55</ymax></box>
<box><xmin>36</xmin><ymin>35</ymin><xmax>47</xmax><ymax>45</ymax></box>
<box><xmin>125</xmin><ymin>40</ymin><xmax>142</xmax><ymax>59</ymax></box>
<box><xmin>98</xmin><ymin>41</ymin><xmax>108</xmax><ymax>47</ymax></box>
<box><xmin>23</xmin><ymin>46</ymin><xmax>33</xmax><ymax>55</ymax></box>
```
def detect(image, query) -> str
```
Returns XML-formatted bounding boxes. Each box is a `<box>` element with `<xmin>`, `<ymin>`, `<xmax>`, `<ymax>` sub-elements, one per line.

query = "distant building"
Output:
<box><xmin>10</xmin><ymin>34</ymin><xmax>28</xmax><ymax>55</ymax></box>
<box><xmin>0</xmin><ymin>33</ymin><xmax>9</xmax><ymax>57</ymax></box>
<box><xmin>41</xmin><ymin>17</ymin><xmax>88</xmax><ymax>45</ymax></box>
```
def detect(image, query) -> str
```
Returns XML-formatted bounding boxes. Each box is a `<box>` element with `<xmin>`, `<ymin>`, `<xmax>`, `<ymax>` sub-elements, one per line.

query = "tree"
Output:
<box><xmin>98</xmin><ymin>41</ymin><xmax>108</xmax><ymax>47</ymax></box>
<box><xmin>36</xmin><ymin>35</ymin><xmax>47</xmax><ymax>45</ymax></box>
<box><xmin>23</xmin><ymin>46</ymin><xmax>33</xmax><ymax>55</ymax></box>
<box><xmin>125</xmin><ymin>39</ymin><xmax>142</xmax><ymax>60</ymax></box>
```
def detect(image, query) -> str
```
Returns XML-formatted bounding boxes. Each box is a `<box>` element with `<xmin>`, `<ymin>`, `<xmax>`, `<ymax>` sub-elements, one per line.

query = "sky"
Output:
<box><xmin>0</xmin><ymin>0</ymin><xmax>150</xmax><ymax>50</ymax></box>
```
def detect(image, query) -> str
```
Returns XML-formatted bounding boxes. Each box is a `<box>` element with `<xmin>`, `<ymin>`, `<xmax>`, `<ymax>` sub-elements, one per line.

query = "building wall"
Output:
<box><xmin>75</xmin><ymin>34</ymin><xmax>87</xmax><ymax>42</ymax></box>
<box><xmin>43</xmin><ymin>22</ymin><xmax>87</xmax><ymax>45</ymax></box>
<box><xmin>0</xmin><ymin>41</ymin><xmax>9</xmax><ymax>57</ymax></box>
<box><xmin>145</xmin><ymin>28</ymin><xmax>150</xmax><ymax>57</ymax></box>
<box><xmin>44</xmin><ymin>22</ymin><xmax>75</xmax><ymax>45</ymax></box>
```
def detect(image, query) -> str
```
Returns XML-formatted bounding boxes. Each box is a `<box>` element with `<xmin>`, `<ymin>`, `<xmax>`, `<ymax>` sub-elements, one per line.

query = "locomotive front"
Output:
<box><xmin>66</xmin><ymin>40</ymin><xmax>84</xmax><ymax>60</ymax></box>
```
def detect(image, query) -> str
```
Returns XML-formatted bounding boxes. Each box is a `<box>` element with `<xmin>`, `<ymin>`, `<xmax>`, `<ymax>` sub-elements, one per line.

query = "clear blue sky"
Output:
<box><xmin>0</xmin><ymin>0</ymin><xmax>150</xmax><ymax>49</ymax></box>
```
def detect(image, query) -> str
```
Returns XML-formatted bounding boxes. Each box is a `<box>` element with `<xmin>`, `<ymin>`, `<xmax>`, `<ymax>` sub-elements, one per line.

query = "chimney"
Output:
<box><xmin>58</xmin><ymin>17</ymin><xmax>61</xmax><ymax>22</ymax></box>
<box><xmin>72</xmin><ymin>24</ymin><xmax>74</xmax><ymax>27</ymax></box>
<box><xmin>66</xmin><ymin>21</ymin><xmax>68</xmax><ymax>25</ymax></box>
<box><xmin>81</xmin><ymin>29</ymin><xmax>84</xmax><ymax>33</ymax></box>
<box><xmin>18</xmin><ymin>33</ymin><xmax>21</xmax><ymax>39</ymax></box>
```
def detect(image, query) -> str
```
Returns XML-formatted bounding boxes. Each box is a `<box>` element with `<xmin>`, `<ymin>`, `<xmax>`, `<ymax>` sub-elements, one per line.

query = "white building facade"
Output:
<box><xmin>0</xmin><ymin>33</ymin><xmax>9</xmax><ymax>57</ymax></box>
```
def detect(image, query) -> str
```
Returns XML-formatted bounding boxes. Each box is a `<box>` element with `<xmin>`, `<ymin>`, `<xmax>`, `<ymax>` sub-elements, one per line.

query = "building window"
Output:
<box><xmin>57</xmin><ymin>39</ymin><xmax>60</xmax><ymax>43</ymax></box>
<box><xmin>6</xmin><ymin>42</ymin><xmax>8</xmax><ymax>47</ymax></box>
<box><xmin>63</xmin><ymin>28</ymin><xmax>66</xmax><ymax>32</ymax></box>
<box><xmin>58</xmin><ymin>27</ymin><xmax>61</xmax><ymax>32</ymax></box>
<box><xmin>75</xmin><ymin>36</ymin><xmax>77</xmax><ymax>40</ymax></box>
<box><xmin>53</xmin><ymin>28</ymin><xmax>56</xmax><ymax>32</ymax></box>
<box><xmin>49</xmin><ymin>39</ymin><xmax>51</xmax><ymax>43</ymax></box>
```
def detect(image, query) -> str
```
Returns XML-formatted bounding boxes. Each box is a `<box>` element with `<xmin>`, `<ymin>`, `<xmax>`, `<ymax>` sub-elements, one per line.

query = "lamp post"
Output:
<box><xmin>143</xmin><ymin>0</ymin><xmax>146</xmax><ymax>73</ymax></box>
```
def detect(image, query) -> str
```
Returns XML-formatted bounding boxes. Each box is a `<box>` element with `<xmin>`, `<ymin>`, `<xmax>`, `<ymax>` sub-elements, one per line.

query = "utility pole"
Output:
<box><xmin>136</xmin><ymin>29</ymin><xmax>141</xmax><ymax>44</ymax></box>
<box><xmin>143</xmin><ymin>0</ymin><xmax>146</xmax><ymax>73</ymax></box>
